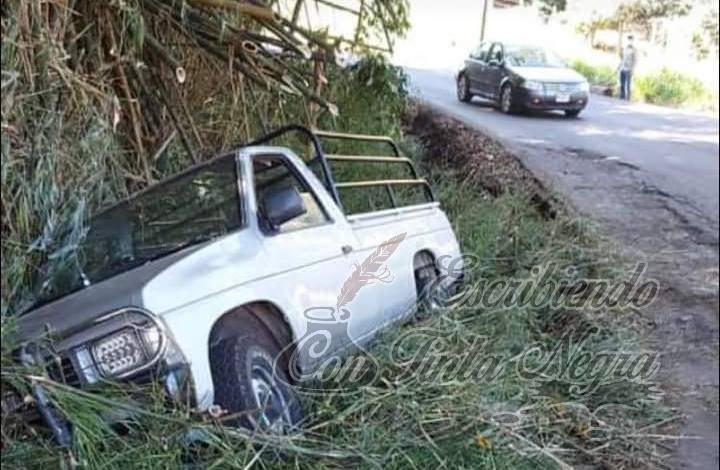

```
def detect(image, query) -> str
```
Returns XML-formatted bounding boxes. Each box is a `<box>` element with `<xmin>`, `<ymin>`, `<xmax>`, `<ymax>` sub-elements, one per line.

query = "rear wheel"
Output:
<box><xmin>457</xmin><ymin>74</ymin><xmax>472</xmax><ymax>103</ymax></box>
<box><xmin>210</xmin><ymin>323</ymin><xmax>302</xmax><ymax>432</ymax></box>
<box><xmin>564</xmin><ymin>109</ymin><xmax>582</xmax><ymax>118</ymax></box>
<box><xmin>414</xmin><ymin>252</ymin><xmax>449</xmax><ymax>316</ymax></box>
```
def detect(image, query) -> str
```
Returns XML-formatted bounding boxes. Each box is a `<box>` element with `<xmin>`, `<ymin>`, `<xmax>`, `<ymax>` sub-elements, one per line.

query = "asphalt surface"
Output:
<box><xmin>406</xmin><ymin>67</ymin><xmax>720</xmax><ymax>229</ymax></box>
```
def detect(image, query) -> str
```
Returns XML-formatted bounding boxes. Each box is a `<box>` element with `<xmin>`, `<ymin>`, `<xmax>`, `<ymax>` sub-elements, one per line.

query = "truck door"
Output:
<box><xmin>243</xmin><ymin>149</ymin><xmax>378</xmax><ymax>365</ymax></box>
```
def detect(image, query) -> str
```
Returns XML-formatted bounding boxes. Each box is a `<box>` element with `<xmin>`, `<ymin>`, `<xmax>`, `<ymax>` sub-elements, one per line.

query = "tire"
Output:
<box><xmin>414</xmin><ymin>252</ymin><xmax>449</xmax><ymax>316</ymax></box>
<box><xmin>210</xmin><ymin>322</ymin><xmax>302</xmax><ymax>432</ymax></box>
<box><xmin>564</xmin><ymin>109</ymin><xmax>582</xmax><ymax>118</ymax></box>
<box><xmin>457</xmin><ymin>73</ymin><xmax>472</xmax><ymax>103</ymax></box>
<box><xmin>499</xmin><ymin>83</ymin><xmax>516</xmax><ymax>114</ymax></box>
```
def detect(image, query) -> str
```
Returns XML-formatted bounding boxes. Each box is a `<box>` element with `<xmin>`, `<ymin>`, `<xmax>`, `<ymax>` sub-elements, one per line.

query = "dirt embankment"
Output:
<box><xmin>403</xmin><ymin>103</ymin><xmax>556</xmax><ymax>217</ymax></box>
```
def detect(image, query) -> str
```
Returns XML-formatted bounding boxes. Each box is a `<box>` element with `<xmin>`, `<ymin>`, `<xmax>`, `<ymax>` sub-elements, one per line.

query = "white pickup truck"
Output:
<box><xmin>16</xmin><ymin>126</ymin><xmax>462</xmax><ymax>436</ymax></box>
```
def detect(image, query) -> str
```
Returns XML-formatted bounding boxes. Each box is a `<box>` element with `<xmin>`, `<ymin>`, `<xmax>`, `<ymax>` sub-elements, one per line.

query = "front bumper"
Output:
<box><xmin>5</xmin><ymin>354</ymin><xmax>192</xmax><ymax>447</ymax></box>
<box><xmin>516</xmin><ymin>88</ymin><xmax>589</xmax><ymax>111</ymax></box>
<box><xmin>9</xmin><ymin>319</ymin><xmax>192</xmax><ymax>447</ymax></box>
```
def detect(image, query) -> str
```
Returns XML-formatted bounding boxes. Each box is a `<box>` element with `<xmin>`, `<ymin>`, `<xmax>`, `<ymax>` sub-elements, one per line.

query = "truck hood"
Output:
<box><xmin>16</xmin><ymin>244</ymin><xmax>205</xmax><ymax>341</ymax></box>
<box><xmin>509</xmin><ymin>66</ymin><xmax>585</xmax><ymax>83</ymax></box>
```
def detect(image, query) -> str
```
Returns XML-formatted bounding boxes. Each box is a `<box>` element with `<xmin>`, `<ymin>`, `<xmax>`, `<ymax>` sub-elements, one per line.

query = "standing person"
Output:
<box><xmin>619</xmin><ymin>35</ymin><xmax>637</xmax><ymax>100</ymax></box>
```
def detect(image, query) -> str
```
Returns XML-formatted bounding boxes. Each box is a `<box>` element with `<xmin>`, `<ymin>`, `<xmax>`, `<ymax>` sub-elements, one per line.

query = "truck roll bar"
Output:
<box><xmin>246</xmin><ymin>124</ymin><xmax>435</xmax><ymax>214</ymax></box>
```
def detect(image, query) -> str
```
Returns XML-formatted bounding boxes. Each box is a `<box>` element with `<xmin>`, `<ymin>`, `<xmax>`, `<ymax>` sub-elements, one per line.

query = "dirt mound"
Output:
<box><xmin>403</xmin><ymin>103</ymin><xmax>555</xmax><ymax>217</ymax></box>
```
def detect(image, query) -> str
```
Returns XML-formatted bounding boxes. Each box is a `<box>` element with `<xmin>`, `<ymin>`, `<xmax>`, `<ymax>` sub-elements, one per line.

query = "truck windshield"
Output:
<box><xmin>29</xmin><ymin>155</ymin><xmax>242</xmax><ymax>309</ymax></box>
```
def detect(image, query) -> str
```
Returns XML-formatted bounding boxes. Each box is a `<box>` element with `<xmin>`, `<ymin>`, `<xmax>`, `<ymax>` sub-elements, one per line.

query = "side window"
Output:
<box><xmin>478</xmin><ymin>43</ymin><xmax>492</xmax><ymax>62</ymax></box>
<box><xmin>252</xmin><ymin>155</ymin><xmax>329</xmax><ymax>233</ymax></box>
<box><xmin>489</xmin><ymin>43</ymin><xmax>504</xmax><ymax>62</ymax></box>
<box><xmin>471</xmin><ymin>43</ymin><xmax>491</xmax><ymax>61</ymax></box>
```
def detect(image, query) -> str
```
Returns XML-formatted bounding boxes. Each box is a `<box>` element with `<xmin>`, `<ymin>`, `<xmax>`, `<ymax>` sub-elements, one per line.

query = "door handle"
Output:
<box><xmin>341</xmin><ymin>245</ymin><xmax>353</xmax><ymax>255</ymax></box>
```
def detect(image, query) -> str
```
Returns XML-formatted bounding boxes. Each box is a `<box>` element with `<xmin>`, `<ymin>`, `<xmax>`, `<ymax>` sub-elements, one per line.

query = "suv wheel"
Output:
<box><xmin>457</xmin><ymin>74</ymin><xmax>472</xmax><ymax>103</ymax></box>
<box><xmin>499</xmin><ymin>84</ymin><xmax>515</xmax><ymax>114</ymax></box>
<box><xmin>210</xmin><ymin>325</ymin><xmax>302</xmax><ymax>432</ymax></box>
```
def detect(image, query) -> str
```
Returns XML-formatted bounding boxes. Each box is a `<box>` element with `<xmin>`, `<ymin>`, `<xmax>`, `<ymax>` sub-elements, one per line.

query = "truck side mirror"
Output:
<box><xmin>261</xmin><ymin>185</ymin><xmax>306</xmax><ymax>229</ymax></box>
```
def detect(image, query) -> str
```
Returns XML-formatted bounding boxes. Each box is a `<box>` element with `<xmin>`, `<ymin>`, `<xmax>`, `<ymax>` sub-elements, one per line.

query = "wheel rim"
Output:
<box><xmin>457</xmin><ymin>76</ymin><xmax>467</xmax><ymax>100</ymax></box>
<box><xmin>426</xmin><ymin>285</ymin><xmax>447</xmax><ymax>311</ymax></box>
<box><xmin>501</xmin><ymin>87</ymin><xmax>512</xmax><ymax>112</ymax></box>
<box><xmin>250</xmin><ymin>364</ymin><xmax>292</xmax><ymax>432</ymax></box>
<box><xmin>418</xmin><ymin>266</ymin><xmax>448</xmax><ymax>314</ymax></box>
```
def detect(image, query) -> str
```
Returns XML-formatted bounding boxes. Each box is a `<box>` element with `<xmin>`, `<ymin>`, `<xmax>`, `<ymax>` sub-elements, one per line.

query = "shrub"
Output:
<box><xmin>634</xmin><ymin>67</ymin><xmax>708</xmax><ymax>106</ymax></box>
<box><xmin>570</xmin><ymin>59</ymin><xmax>616</xmax><ymax>87</ymax></box>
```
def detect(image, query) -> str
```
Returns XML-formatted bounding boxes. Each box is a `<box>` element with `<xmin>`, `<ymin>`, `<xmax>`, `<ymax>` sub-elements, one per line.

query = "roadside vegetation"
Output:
<box><xmin>2</xmin><ymin>55</ymin><xmax>674</xmax><ymax>468</ymax></box>
<box><xmin>571</xmin><ymin>59</ymin><xmax>719</xmax><ymax>112</ymax></box>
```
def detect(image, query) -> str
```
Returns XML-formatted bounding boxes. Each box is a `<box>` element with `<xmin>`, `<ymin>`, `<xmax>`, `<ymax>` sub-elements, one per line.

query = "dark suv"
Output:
<box><xmin>456</xmin><ymin>42</ymin><xmax>589</xmax><ymax>117</ymax></box>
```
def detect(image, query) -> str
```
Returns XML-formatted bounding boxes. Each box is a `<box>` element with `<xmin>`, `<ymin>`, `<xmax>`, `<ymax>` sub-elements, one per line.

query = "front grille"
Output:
<box><xmin>45</xmin><ymin>354</ymin><xmax>82</xmax><ymax>387</ymax></box>
<box><xmin>544</xmin><ymin>82</ymin><xmax>581</xmax><ymax>94</ymax></box>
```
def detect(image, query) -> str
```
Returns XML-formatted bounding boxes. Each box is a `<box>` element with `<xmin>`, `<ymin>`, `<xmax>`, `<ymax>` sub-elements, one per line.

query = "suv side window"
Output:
<box><xmin>252</xmin><ymin>155</ymin><xmax>329</xmax><ymax>233</ymax></box>
<box><xmin>488</xmin><ymin>43</ymin><xmax>504</xmax><ymax>63</ymax></box>
<box><xmin>472</xmin><ymin>43</ymin><xmax>492</xmax><ymax>62</ymax></box>
<box><xmin>478</xmin><ymin>43</ymin><xmax>492</xmax><ymax>61</ymax></box>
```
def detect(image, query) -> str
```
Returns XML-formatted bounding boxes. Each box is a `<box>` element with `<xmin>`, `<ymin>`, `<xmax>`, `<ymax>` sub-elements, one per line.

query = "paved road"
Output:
<box><xmin>406</xmin><ymin>67</ymin><xmax>720</xmax><ymax>229</ymax></box>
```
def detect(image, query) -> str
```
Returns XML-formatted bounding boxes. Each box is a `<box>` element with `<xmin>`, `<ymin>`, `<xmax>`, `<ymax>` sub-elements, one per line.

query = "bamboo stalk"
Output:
<box><xmin>186</xmin><ymin>0</ymin><xmax>278</xmax><ymax>22</ymax></box>
<box><xmin>105</xmin><ymin>13</ymin><xmax>153</xmax><ymax>183</ymax></box>
<box><xmin>290</xmin><ymin>0</ymin><xmax>304</xmax><ymax>26</ymax></box>
<box><xmin>353</xmin><ymin>0</ymin><xmax>365</xmax><ymax>48</ymax></box>
<box><xmin>145</xmin><ymin>33</ymin><xmax>186</xmax><ymax>83</ymax></box>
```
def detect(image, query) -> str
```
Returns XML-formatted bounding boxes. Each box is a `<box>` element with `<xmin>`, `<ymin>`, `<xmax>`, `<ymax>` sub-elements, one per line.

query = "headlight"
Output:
<box><xmin>579</xmin><ymin>81</ymin><xmax>590</xmax><ymax>92</ymax></box>
<box><xmin>92</xmin><ymin>328</ymin><xmax>148</xmax><ymax>377</ymax></box>
<box><xmin>69</xmin><ymin>308</ymin><xmax>169</xmax><ymax>383</ymax></box>
<box><xmin>523</xmin><ymin>80</ymin><xmax>545</xmax><ymax>93</ymax></box>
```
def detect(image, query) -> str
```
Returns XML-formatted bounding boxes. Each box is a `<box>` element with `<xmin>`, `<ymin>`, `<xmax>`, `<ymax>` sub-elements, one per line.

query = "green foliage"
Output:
<box><xmin>0</xmin><ymin>0</ymin><xmax>413</xmax><ymax>315</ymax></box>
<box><xmin>576</xmin><ymin>0</ymin><xmax>691</xmax><ymax>39</ymax></box>
<box><xmin>616</xmin><ymin>0</ymin><xmax>692</xmax><ymax>27</ymax></box>
<box><xmin>691</xmin><ymin>32</ymin><xmax>710</xmax><ymax>60</ymax></box>
<box><xmin>634</xmin><ymin>67</ymin><xmax>712</xmax><ymax>107</ymax></box>
<box><xmin>321</xmin><ymin>56</ymin><xmax>409</xmax><ymax>137</ymax></box>
<box><xmin>576</xmin><ymin>16</ymin><xmax>619</xmax><ymax>46</ymax></box>
<box><xmin>570</xmin><ymin>59</ymin><xmax>616</xmax><ymax>87</ymax></box>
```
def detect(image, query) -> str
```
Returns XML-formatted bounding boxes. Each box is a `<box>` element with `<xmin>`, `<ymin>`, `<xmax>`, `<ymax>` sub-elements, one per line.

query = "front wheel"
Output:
<box><xmin>210</xmin><ymin>325</ymin><xmax>302</xmax><ymax>432</ymax></box>
<box><xmin>564</xmin><ymin>109</ymin><xmax>582</xmax><ymax>118</ymax></box>
<box><xmin>457</xmin><ymin>74</ymin><xmax>472</xmax><ymax>103</ymax></box>
<box><xmin>499</xmin><ymin>84</ymin><xmax>516</xmax><ymax>114</ymax></box>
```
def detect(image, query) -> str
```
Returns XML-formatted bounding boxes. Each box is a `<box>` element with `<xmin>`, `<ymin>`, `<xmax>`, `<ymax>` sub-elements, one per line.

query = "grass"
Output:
<box><xmin>2</xmin><ymin>60</ymin><xmax>672</xmax><ymax>468</ymax></box>
<box><xmin>1</xmin><ymin>143</ymin><xmax>672</xmax><ymax>469</ymax></box>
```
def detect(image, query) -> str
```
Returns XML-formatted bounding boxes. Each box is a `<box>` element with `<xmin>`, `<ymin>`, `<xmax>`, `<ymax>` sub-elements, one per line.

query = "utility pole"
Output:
<box><xmin>480</xmin><ymin>0</ymin><xmax>489</xmax><ymax>40</ymax></box>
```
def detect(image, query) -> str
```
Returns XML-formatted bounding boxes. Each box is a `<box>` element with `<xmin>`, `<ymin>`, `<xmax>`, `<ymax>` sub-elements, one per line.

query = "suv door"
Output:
<box><xmin>485</xmin><ymin>42</ymin><xmax>506</xmax><ymax>100</ymax></box>
<box><xmin>465</xmin><ymin>43</ymin><xmax>491</xmax><ymax>95</ymax></box>
<box><xmin>244</xmin><ymin>149</ymin><xmax>378</xmax><ymax>365</ymax></box>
